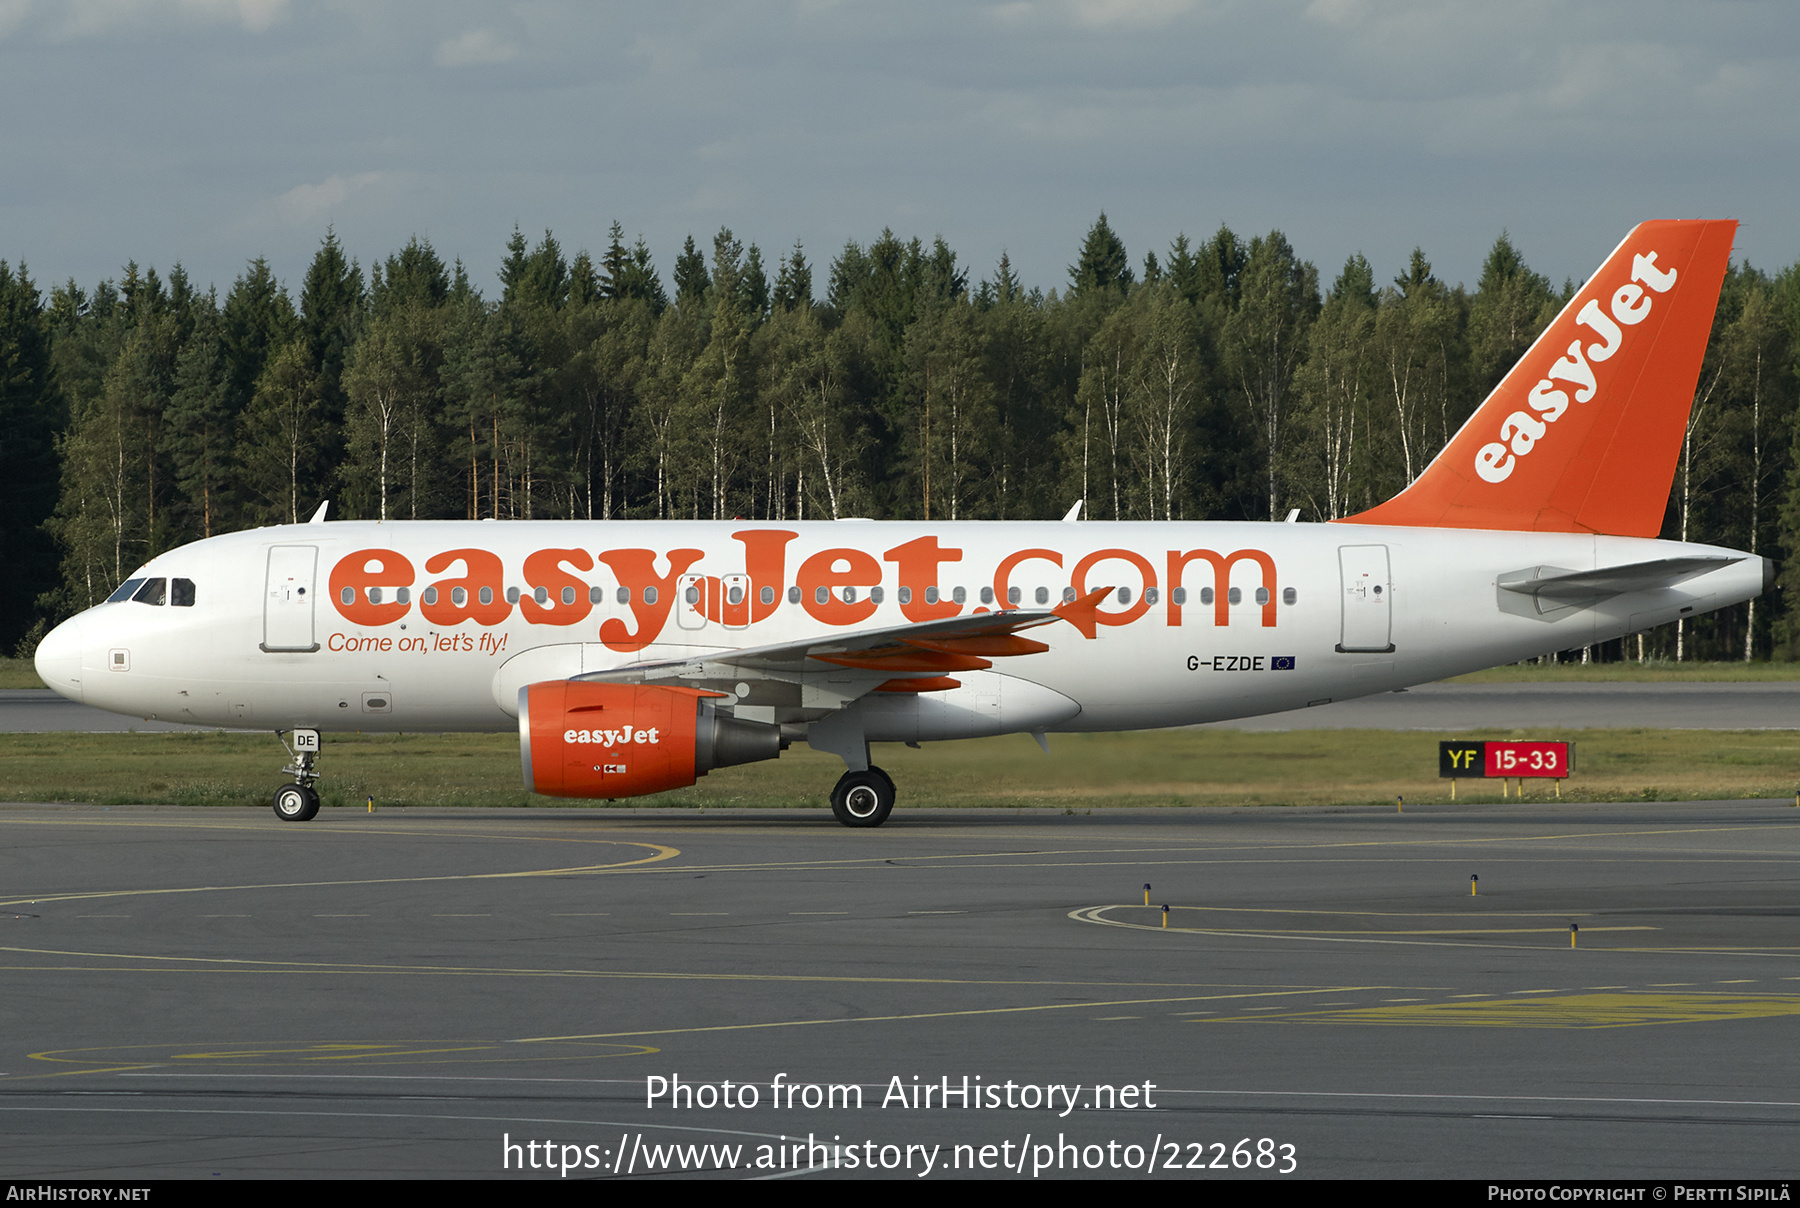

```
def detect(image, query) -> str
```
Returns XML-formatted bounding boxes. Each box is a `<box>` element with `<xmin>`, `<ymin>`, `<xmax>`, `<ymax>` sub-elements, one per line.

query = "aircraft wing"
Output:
<box><xmin>574</xmin><ymin>588</ymin><xmax>1112</xmax><ymax>707</ymax></box>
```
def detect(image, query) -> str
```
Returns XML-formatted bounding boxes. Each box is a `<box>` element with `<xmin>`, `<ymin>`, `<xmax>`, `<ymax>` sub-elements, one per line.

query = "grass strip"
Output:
<box><xmin>4</xmin><ymin>727</ymin><xmax>1800</xmax><ymax>811</ymax></box>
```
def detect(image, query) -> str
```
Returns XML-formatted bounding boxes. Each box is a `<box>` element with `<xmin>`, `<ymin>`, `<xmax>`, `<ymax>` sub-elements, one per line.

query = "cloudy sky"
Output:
<box><xmin>2</xmin><ymin>0</ymin><xmax>1797</xmax><ymax>302</ymax></box>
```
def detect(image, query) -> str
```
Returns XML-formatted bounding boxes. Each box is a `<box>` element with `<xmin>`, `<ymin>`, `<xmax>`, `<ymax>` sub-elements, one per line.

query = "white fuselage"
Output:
<box><xmin>33</xmin><ymin>519</ymin><xmax>1767</xmax><ymax>742</ymax></box>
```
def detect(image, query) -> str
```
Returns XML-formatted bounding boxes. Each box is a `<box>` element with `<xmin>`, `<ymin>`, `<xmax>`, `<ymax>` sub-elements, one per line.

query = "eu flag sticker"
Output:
<box><xmin>1271</xmin><ymin>656</ymin><xmax>1296</xmax><ymax>670</ymax></box>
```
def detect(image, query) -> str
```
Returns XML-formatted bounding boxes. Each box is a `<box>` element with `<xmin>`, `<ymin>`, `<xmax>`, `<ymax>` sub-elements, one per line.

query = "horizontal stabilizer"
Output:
<box><xmin>1498</xmin><ymin>556</ymin><xmax>1740</xmax><ymax>603</ymax></box>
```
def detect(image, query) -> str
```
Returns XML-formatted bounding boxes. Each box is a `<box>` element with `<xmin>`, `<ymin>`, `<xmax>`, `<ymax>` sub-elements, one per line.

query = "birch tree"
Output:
<box><xmin>1223</xmin><ymin>232</ymin><xmax>1318</xmax><ymax>519</ymax></box>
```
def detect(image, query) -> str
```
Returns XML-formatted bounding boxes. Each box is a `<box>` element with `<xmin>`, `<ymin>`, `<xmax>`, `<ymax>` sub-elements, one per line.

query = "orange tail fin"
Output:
<box><xmin>1339</xmin><ymin>220</ymin><xmax>1736</xmax><ymax>537</ymax></box>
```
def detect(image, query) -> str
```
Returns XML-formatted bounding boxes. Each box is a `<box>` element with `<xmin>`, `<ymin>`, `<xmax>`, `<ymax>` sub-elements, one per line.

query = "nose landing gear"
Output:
<box><xmin>272</xmin><ymin>728</ymin><xmax>322</xmax><ymax>822</ymax></box>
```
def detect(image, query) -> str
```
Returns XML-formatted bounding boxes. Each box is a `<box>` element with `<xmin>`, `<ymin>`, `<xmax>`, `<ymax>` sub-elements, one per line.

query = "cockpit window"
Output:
<box><xmin>106</xmin><ymin>578</ymin><xmax>146</xmax><ymax>603</ymax></box>
<box><xmin>132</xmin><ymin>578</ymin><xmax>168</xmax><ymax>606</ymax></box>
<box><xmin>171</xmin><ymin>578</ymin><xmax>195</xmax><ymax>607</ymax></box>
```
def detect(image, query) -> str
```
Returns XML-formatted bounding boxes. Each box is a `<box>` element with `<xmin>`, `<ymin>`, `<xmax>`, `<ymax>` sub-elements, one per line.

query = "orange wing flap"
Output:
<box><xmin>815</xmin><ymin>649</ymin><xmax>994</xmax><ymax>673</ymax></box>
<box><xmin>873</xmin><ymin>676</ymin><xmax>962</xmax><ymax>694</ymax></box>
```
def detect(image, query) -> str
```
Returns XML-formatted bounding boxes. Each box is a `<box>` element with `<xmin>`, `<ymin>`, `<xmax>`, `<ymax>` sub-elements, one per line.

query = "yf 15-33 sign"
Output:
<box><xmin>1439</xmin><ymin>741</ymin><xmax>1572</xmax><ymax>780</ymax></box>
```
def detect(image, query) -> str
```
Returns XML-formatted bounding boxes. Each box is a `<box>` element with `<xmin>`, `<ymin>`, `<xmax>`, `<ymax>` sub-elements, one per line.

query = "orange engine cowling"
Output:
<box><xmin>519</xmin><ymin>680</ymin><xmax>782</xmax><ymax>799</ymax></box>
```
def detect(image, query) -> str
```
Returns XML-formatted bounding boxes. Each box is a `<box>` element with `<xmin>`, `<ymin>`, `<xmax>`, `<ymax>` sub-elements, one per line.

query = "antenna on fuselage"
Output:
<box><xmin>1062</xmin><ymin>500</ymin><xmax>1083</xmax><ymax>523</ymax></box>
<box><xmin>308</xmin><ymin>500</ymin><xmax>330</xmax><ymax>524</ymax></box>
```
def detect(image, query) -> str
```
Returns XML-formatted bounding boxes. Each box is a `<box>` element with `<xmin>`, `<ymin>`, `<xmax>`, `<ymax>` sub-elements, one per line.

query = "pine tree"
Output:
<box><xmin>505</xmin><ymin>230</ymin><xmax>568</xmax><ymax>310</ymax></box>
<box><xmin>372</xmin><ymin>237</ymin><xmax>450</xmax><ymax>314</ymax></box>
<box><xmin>0</xmin><ymin>261</ymin><xmax>63</xmax><ymax>642</ymax></box>
<box><xmin>1467</xmin><ymin>232</ymin><xmax>1556</xmax><ymax>398</ymax></box>
<box><xmin>772</xmin><ymin>240</ymin><xmax>812</xmax><ymax>312</ymax></box>
<box><xmin>1069</xmin><ymin>213</ymin><xmax>1134</xmax><ymax>298</ymax></box>
<box><xmin>735</xmin><ymin>243</ymin><xmax>770</xmax><ymax>321</ymax></box>
<box><xmin>1199</xmin><ymin>225</ymin><xmax>1247</xmax><ymax>312</ymax></box>
<box><xmin>221</xmin><ymin>258</ymin><xmax>296</xmax><ymax>419</ymax></box>
<box><xmin>498</xmin><ymin>226</ymin><xmax>531</xmax><ymax>300</ymax></box>
<box><xmin>441</xmin><ymin>296</ymin><xmax>536</xmax><ymax>519</ymax></box>
<box><xmin>450</xmin><ymin>258</ymin><xmax>477</xmax><ymax>304</ymax></box>
<box><xmin>299</xmin><ymin>228</ymin><xmax>364</xmax><ymax>485</ymax></box>
<box><xmin>569</xmin><ymin>250</ymin><xmax>601</xmax><ymax>307</ymax></box>
<box><xmin>989</xmin><ymin>251</ymin><xmax>1022</xmax><ymax>306</ymax></box>
<box><xmin>617</xmin><ymin>237</ymin><xmax>668</xmax><ymax>311</ymax></box>
<box><xmin>163</xmin><ymin>309</ymin><xmax>234</xmax><ymax>538</ymax></box>
<box><xmin>674</xmin><ymin>235</ymin><xmax>710</xmax><ymax>309</ymax></box>
<box><xmin>601</xmin><ymin>223</ymin><xmax>631</xmax><ymax>300</ymax></box>
<box><xmin>978</xmin><ymin>252</ymin><xmax>1053</xmax><ymax>519</ymax></box>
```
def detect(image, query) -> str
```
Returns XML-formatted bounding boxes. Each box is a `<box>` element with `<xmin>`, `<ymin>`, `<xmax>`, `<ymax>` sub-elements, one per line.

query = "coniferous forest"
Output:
<box><xmin>1</xmin><ymin>215</ymin><xmax>1796</xmax><ymax>663</ymax></box>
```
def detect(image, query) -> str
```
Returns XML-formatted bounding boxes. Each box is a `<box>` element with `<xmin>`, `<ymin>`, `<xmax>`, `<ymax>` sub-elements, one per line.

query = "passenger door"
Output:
<box><xmin>1337</xmin><ymin>544</ymin><xmax>1394</xmax><ymax>653</ymax></box>
<box><xmin>263</xmin><ymin>546</ymin><xmax>319</xmax><ymax>652</ymax></box>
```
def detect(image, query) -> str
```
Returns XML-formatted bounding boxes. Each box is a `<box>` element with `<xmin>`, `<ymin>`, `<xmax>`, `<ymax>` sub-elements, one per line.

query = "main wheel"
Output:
<box><xmin>831</xmin><ymin>767</ymin><xmax>894</xmax><ymax>828</ymax></box>
<box><xmin>272</xmin><ymin>782</ymin><xmax>319</xmax><ymax>822</ymax></box>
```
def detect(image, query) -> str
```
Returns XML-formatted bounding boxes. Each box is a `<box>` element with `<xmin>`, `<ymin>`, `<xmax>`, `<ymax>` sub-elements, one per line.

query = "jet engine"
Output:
<box><xmin>518</xmin><ymin>680</ymin><xmax>782</xmax><ymax>798</ymax></box>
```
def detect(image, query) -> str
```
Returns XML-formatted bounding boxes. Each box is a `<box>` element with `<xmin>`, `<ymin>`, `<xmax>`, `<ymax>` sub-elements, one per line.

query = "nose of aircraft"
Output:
<box><xmin>34</xmin><ymin>615</ymin><xmax>84</xmax><ymax>703</ymax></box>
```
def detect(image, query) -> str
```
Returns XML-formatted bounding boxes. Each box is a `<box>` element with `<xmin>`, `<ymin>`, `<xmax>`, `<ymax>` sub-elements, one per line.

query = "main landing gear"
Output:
<box><xmin>831</xmin><ymin>766</ymin><xmax>895</xmax><ymax>828</ymax></box>
<box><xmin>272</xmin><ymin>728</ymin><xmax>322</xmax><ymax>822</ymax></box>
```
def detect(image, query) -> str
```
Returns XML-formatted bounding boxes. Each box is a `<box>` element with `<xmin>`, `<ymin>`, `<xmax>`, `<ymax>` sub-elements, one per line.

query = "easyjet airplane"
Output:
<box><xmin>32</xmin><ymin>220</ymin><xmax>1763</xmax><ymax>826</ymax></box>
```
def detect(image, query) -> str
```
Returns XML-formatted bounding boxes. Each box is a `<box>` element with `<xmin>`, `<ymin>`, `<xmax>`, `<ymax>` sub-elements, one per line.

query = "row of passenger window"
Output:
<box><xmin>105</xmin><ymin>577</ymin><xmax>197</xmax><ymax>607</ymax></box>
<box><xmin>108</xmin><ymin>573</ymin><xmax>1298</xmax><ymax>614</ymax></box>
<box><xmin>780</xmin><ymin>585</ymin><xmax>1298</xmax><ymax>607</ymax></box>
<box><xmin>339</xmin><ymin>582</ymin><xmax>1300</xmax><ymax>608</ymax></box>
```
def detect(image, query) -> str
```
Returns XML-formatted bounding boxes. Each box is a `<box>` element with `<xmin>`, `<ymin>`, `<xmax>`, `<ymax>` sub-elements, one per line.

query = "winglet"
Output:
<box><xmin>1338</xmin><ymin>220</ymin><xmax>1736</xmax><ymax>537</ymax></box>
<box><xmin>1053</xmin><ymin>586</ymin><xmax>1114</xmax><ymax>640</ymax></box>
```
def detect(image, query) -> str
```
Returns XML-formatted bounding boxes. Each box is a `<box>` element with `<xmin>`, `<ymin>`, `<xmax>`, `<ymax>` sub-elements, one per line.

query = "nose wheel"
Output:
<box><xmin>830</xmin><ymin>766</ymin><xmax>895</xmax><ymax>827</ymax></box>
<box><xmin>272</xmin><ymin>728</ymin><xmax>323</xmax><ymax>822</ymax></box>
<box><xmin>273</xmin><ymin>782</ymin><xmax>320</xmax><ymax>822</ymax></box>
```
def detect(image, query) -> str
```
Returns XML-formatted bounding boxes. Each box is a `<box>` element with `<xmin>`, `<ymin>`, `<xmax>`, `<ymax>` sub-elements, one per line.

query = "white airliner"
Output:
<box><xmin>33</xmin><ymin>220</ymin><xmax>1763</xmax><ymax>826</ymax></box>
